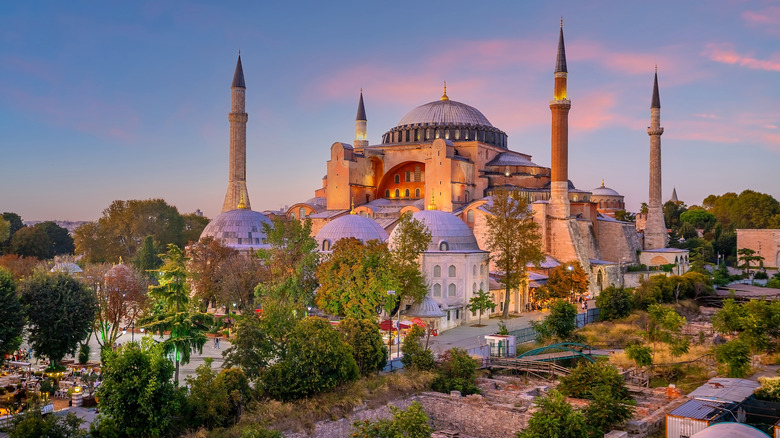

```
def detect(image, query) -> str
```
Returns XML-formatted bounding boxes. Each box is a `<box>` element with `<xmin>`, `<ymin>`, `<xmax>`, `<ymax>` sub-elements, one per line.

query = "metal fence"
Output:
<box><xmin>508</xmin><ymin>307</ymin><xmax>600</xmax><ymax>345</ymax></box>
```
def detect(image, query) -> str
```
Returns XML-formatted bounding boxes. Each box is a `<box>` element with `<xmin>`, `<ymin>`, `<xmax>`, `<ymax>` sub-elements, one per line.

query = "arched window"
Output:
<box><xmin>426</xmin><ymin>128</ymin><xmax>432</xmax><ymax>140</ymax></box>
<box><xmin>433</xmin><ymin>284</ymin><xmax>442</xmax><ymax>297</ymax></box>
<box><xmin>405</xmin><ymin>171</ymin><xmax>411</xmax><ymax>182</ymax></box>
<box><xmin>322</xmin><ymin>240</ymin><xmax>330</xmax><ymax>251</ymax></box>
<box><xmin>394</xmin><ymin>174</ymin><xmax>400</xmax><ymax>184</ymax></box>
<box><xmin>435</xmin><ymin>129</ymin><xmax>441</xmax><ymax>139</ymax></box>
<box><xmin>414</xmin><ymin>166</ymin><xmax>421</xmax><ymax>182</ymax></box>
<box><xmin>473</xmin><ymin>265</ymin><xmax>477</xmax><ymax>275</ymax></box>
<box><xmin>473</xmin><ymin>283</ymin><xmax>477</xmax><ymax>293</ymax></box>
<box><xmin>480</xmin><ymin>281</ymin><xmax>484</xmax><ymax>291</ymax></box>
<box><xmin>415</xmin><ymin>188</ymin><xmax>421</xmax><ymax>198</ymax></box>
<box><xmin>448</xmin><ymin>265</ymin><xmax>456</xmax><ymax>277</ymax></box>
<box><xmin>385</xmin><ymin>189</ymin><xmax>390</xmax><ymax>198</ymax></box>
<box><xmin>439</xmin><ymin>241</ymin><xmax>449</xmax><ymax>251</ymax></box>
<box><xmin>445</xmin><ymin>129</ymin><xmax>450</xmax><ymax>139</ymax></box>
<box><xmin>572</xmin><ymin>195</ymin><xmax>578</xmax><ymax>202</ymax></box>
<box><xmin>299</xmin><ymin>207</ymin><xmax>306</xmax><ymax>218</ymax></box>
<box><xmin>467</xmin><ymin>210</ymin><xmax>474</xmax><ymax>223</ymax></box>
<box><xmin>394</xmin><ymin>189</ymin><xmax>400</xmax><ymax>198</ymax></box>
<box><xmin>405</xmin><ymin>189</ymin><xmax>410</xmax><ymax>197</ymax></box>
<box><xmin>480</xmin><ymin>264</ymin><xmax>485</xmax><ymax>275</ymax></box>
<box><xmin>465</xmin><ymin>191</ymin><xmax>470</xmax><ymax>203</ymax></box>
<box><xmin>433</xmin><ymin>265</ymin><xmax>441</xmax><ymax>277</ymax></box>
<box><xmin>290</xmin><ymin>212</ymin><xmax>296</xmax><ymax>220</ymax></box>
<box><xmin>416</xmin><ymin>130</ymin><xmax>421</xmax><ymax>141</ymax></box>
<box><xmin>448</xmin><ymin>284</ymin><xmax>456</xmax><ymax>296</ymax></box>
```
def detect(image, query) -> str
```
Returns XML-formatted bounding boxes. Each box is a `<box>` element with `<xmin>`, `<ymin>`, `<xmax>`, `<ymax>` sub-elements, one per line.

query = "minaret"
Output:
<box><xmin>354</xmin><ymin>89</ymin><xmax>368</xmax><ymax>150</ymax></box>
<box><xmin>644</xmin><ymin>67</ymin><xmax>668</xmax><ymax>249</ymax></box>
<box><xmin>221</xmin><ymin>53</ymin><xmax>251</xmax><ymax>213</ymax></box>
<box><xmin>549</xmin><ymin>20</ymin><xmax>572</xmax><ymax>219</ymax></box>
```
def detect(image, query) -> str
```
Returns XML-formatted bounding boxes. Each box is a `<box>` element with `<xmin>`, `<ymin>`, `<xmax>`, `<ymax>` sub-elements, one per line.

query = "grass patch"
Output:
<box><xmin>577</xmin><ymin>317</ymin><xmax>645</xmax><ymax>349</ymax></box>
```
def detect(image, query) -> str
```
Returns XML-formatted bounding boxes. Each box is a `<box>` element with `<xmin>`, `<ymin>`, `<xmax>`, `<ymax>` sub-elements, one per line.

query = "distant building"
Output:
<box><xmin>737</xmin><ymin>229</ymin><xmax>780</xmax><ymax>268</ymax></box>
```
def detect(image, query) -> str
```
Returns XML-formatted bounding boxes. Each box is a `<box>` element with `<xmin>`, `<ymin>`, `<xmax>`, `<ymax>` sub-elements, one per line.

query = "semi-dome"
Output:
<box><xmin>200</xmin><ymin>208</ymin><xmax>272</xmax><ymax>251</ymax></box>
<box><xmin>315</xmin><ymin>214</ymin><xmax>389</xmax><ymax>252</ymax></box>
<box><xmin>390</xmin><ymin>209</ymin><xmax>480</xmax><ymax>252</ymax></box>
<box><xmin>397</xmin><ymin>99</ymin><xmax>493</xmax><ymax>128</ymax></box>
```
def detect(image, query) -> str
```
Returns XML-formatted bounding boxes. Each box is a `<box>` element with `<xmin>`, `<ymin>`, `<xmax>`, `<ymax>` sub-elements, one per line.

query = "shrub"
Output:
<box><xmin>431</xmin><ymin>348</ymin><xmax>479</xmax><ymax>396</ymax></box>
<box><xmin>715</xmin><ymin>338</ymin><xmax>751</xmax><ymax>378</ymax></box>
<box><xmin>583</xmin><ymin>385</ymin><xmax>635</xmax><ymax>435</ymax></box>
<box><xmin>400</xmin><ymin>325</ymin><xmax>435</xmax><ymax>371</ymax></box>
<box><xmin>517</xmin><ymin>389</ymin><xmax>590</xmax><ymax>438</ymax></box>
<box><xmin>625</xmin><ymin>343</ymin><xmax>653</xmax><ymax>368</ymax></box>
<box><xmin>531</xmin><ymin>299</ymin><xmax>578</xmax><ymax>343</ymax></box>
<box><xmin>754</xmin><ymin>271</ymin><xmax>769</xmax><ymax>280</ymax></box>
<box><xmin>558</xmin><ymin>361</ymin><xmax>629</xmax><ymax>401</ymax></box>
<box><xmin>352</xmin><ymin>401</ymin><xmax>431</xmax><ymax>438</ymax></box>
<box><xmin>755</xmin><ymin>377</ymin><xmax>780</xmax><ymax>402</ymax></box>
<box><xmin>337</xmin><ymin>318</ymin><xmax>387</xmax><ymax>376</ymax></box>
<box><xmin>596</xmin><ymin>286</ymin><xmax>632</xmax><ymax>321</ymax></box>
<box><xmin>78</xmin><ymin>343</ymin><xmax>90</xmax><ymax>365</ymax></box>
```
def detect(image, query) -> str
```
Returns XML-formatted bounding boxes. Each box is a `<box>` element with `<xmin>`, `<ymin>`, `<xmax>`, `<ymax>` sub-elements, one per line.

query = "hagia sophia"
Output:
<box><xmin>200</xmin><ymin>25</ymin><xmax>689</xmax><ymax>331</ymax></box>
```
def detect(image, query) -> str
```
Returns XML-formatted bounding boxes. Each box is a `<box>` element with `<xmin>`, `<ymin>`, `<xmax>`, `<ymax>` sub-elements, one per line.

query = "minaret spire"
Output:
<box><xmin>549</xmin><ymin>21</ymin><xmax>572</xmax><ymax>219</ymax></box>
<box><xmin>354</xmin><ymin>89</ymin><xmax>368</xmax><ymax>149</ymax></box>
<box><xmin>644</xmin><ymin>67</ymin><xmax>667</xmax><ymax>249</ymax></box>
<box><xmin>222</xmin><ymin>53</ymin><xmax>251</xmax><ymax>213</ymax></box>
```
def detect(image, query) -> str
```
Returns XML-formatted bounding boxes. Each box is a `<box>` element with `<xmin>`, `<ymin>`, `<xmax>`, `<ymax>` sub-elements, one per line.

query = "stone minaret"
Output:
<box><xmin>354</xmin><ymin>89</ymin><xmax>368</xmax><ymax>150</ymax></box>
<box><xmin>644</xmin><ymin>68</ymin><xmax>667</xmax><ymax>249</ymax></box>
<box><xmin>549</xmin><ymin>21</ymin><xmax>571</xmax><ymax>219</ymax></box>
<box><xmin>222</xmin><ymin>54</ymin><xmax>251</xmax><ymax>213</ymax></box>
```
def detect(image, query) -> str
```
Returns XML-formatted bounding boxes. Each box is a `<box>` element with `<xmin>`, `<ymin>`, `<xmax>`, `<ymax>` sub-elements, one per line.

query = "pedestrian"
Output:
<box><xmin>581</xmin><ymin>301</ymin><xmax>586</xmax><ymax>311</ymax></box>
<box><xmin>215</xmin><ymin>336</ymin><xmax>220</xmax><ymax>349</ymax></box>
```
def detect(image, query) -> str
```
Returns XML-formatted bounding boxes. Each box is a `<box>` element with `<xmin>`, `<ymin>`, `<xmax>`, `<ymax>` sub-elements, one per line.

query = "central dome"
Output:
<box><xmin>397</xmin><ymin>99</ymin><xmax>494</xmax><ymax>128</ymax></box>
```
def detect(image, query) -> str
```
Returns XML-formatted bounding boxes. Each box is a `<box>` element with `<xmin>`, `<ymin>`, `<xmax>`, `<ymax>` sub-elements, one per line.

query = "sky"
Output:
<box><xmin>1</xmin><ymin>1</ymin><xmax>779</xmax><ymax>221</ymax></box>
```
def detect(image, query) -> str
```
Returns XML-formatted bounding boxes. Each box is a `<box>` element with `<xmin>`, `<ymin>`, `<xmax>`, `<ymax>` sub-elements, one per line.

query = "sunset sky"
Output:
<box><xmin>2</xmin><ymin>1</ymin><xmax>779</xmax><ymax>221</ymax></box>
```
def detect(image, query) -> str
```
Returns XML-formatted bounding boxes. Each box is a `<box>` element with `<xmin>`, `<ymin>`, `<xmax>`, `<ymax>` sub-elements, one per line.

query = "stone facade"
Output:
<box><xmin>418</xmin><ymin>392</ymin><xmax>529</xmax><ymax>438</ymax></box>
<box><xmin>737</xmin><ymin>229</ymin><xmax>780</xmax><ymax>268</ymax></box>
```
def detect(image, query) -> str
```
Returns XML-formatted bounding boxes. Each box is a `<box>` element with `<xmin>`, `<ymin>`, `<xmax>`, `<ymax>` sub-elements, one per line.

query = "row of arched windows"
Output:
<box><xmin>385</xmin><ymin>188</ymin><xmax>422</xmax><ymax>198</ymax></box>
<box><xmin>382</xmin><ymin>126</ymin><xmax>507</xmax><ymax>148</ymax></box>
<box><xmin>433</xmin><ymin>264</ymin><xmax>486</xmax><ymax>277</ymax></box>
<box><xmin>598</xmin><ymin>199</ymin><xmax>625</xmax><ymax>209</ymax></box>
<box><xmin>431</xmin><ymin>281</ymin><xmax>486</xmax><ymax>297</ymax></box>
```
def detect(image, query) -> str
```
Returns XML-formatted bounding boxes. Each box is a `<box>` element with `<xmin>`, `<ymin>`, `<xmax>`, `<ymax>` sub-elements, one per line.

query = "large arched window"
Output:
<box><xmin>448</xmin><ymin>265</ymin><xmax>456</xmax><ymax>277</ymax></box>
<box><xmin>480</xmin><ymin>264</ymin><xmax>486</xmax><ymax>275</ymax></box>
<box><xmin>405</xmin><ymin>189</ymin><xmax>410</xmax><ymax>198</ymax></box>
<box><xmin>290</xmin><ymin>212</ymin><xmax>296</xmax><ymax>220</ymax></box>
<box><xmin>480</xmin><ymin>281</ymin><xmax>484</xmax><ymax>291</ymax></box>
<box><xmin>433</xmin><ymin>284</ymin><xmax>441</xmax><ymax>297</ymax></box>
<box><xmin>433</xmin><ymin>265</ymin><xmax>441</xmax><ymax>277</ymax></box>
<box><xmin>472</xmin><ymin>265</ymin><xmax>477</xmax><ymax>275</ymax></box>
<box><xmin>467</xmin><ymin>210</ymin><xmax>474</xmax><ymax>223</ymax></box>
<box><xmin>448</xmin><ymin>284</ymin><xmax>456</xmax><ymax>297</ymax></box>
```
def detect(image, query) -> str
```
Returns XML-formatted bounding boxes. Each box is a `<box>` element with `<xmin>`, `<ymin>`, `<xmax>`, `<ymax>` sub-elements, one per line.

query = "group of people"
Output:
<box><xmin>5</xmin><ymin>348</ymin><xmax>33</xmax><ymax>362</ymax></box>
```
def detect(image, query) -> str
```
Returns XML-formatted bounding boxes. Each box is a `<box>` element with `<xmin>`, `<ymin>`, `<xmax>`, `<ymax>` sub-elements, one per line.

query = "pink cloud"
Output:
<box><xmin>742</xmin><ymin>6</ymin><xmax>780</xmax><ymax>33</ymax></box>
<box><xmin>703</xmin><ymin>43</ymin><xmax>780</xmax><ymax>71</ymax></box>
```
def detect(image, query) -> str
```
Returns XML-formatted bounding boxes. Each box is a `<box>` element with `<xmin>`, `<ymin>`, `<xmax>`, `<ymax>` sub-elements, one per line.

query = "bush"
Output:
<box><xmin>583</xmin><ymin>385</ymin><xmax>635</xmax><ymax>435</ymax></box>
<box><xmin>185</xmin><ymin>358</ymin><xmax>253</xmax><ymax>430</ymax></box>
<box><xmin>7</xmin><ymin>406</ymin><xmax>85</xmax><ymax>438</ymax></box>
<box><xmin>596</xmin><ymin>286</ymin><xmax>632</xmax><ymax>321</ymax></box>
<box><xmin>78</xmin><ymin>343</ymin><xmax>90</xmax><ymax>365</ymax></box>
<box><xmin>558</xmin><ymin>361</ymin><xmax>629</xmax><ymax>401</ymax></box>
<box><xmin>352</xmin><ymin>401</ymin><xmax>431</xmax><ymax>438</ymax></box>
<box><xmin>715</xmin><ymin>338</ymin><xmax>751</xmax><ymax>378</ymax></box>
<box><xmin>517</xmin><ymin>389</ymin><xmax>590</xmax><ymax>438</ymax></box>
<box><xmin>754</xmin><ymin>271</ymin><xmax>769</xmax><ymax>280</ymax></box>
<box><xmin>531</xmin><ymin>299</ymin><xmax>578</xmax><ymax>343</ymax></box>
<box><xmin>755</xmin><ymin>377</ymin><xmax>780</xmax><ymax>402</ymax></box>
<box><xmin>400</xmin><ymin>325</ymin><xmax>435</xmax><ymax>371</ymax></box>
<box><xmin>337</xmin><ymin>318</ymin><xmax>387</xmax><ymax>376</ymax></box>
<box><xmin>625</xmin><ymin>343</ymin><xmax>653</xmax><ymax>367</ymax></box>
<box><xmin>431</xmin><ymin>348</ymin><xmax>479</xmax><ymax>396</ymax></box>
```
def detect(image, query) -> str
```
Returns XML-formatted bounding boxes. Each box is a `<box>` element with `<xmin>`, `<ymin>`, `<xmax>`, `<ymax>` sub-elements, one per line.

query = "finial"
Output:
<box><xmin>427</xmin><ymin>192</ymin><xmax>437</xmax><ymax>210</ymax></box>
<box><xmin>655</xmin><ymin>64</ymin><xmax>657</xmax><ymax>73</ymax></box>
<box><xmin>601</xmin><ymin>179</ymin><xmax>605</xmax><ymax>187</ymax></box>
<box><xmin>440</xmin><ymin>81</ymin><xmax>449</xmax><ymax>101</ymax></box>
<box><xmin>561</xmin><ymin>17</ymin><xmax>563</xmax><ymax>28</ymax></box>
<box><xmin>237</xmin><ymin>192</ymin><xmax>247</xmax><ymax>209</ymax></box>
<box><xmin>350</xmin><ymin>197</ymin><xmax>355</xmax><ymax>214</ymax></box>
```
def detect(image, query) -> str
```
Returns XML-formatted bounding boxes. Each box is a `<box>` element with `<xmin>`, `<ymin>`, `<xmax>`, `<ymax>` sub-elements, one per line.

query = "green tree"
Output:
<box><xmin>1</xmin><ymin>212</ymin><xmax>24</xmax><ymax>253</ymax></box>
<box><xmin>134</xmin><ymin>235</ymin><xmax>162</xmax><ymax>274</ymax></box>
<box><xmin>755</xmin><ymin>376</ymin><xmax>780</xmax><ymax>402</ymax></box>
<box><xmin>679</xmin><ymin>209</ymin><xmax>717</xmax><ymax>232</ymax></box>
<box><xmin>181</xmin><ymin>212</ymin><xmax>210</xmax><ymax>245</ymax></box>
<box><xmin>255</xmin><ymin>218</ymin><xmax>319</xmax><ymax>306</ymax></box>
<box><xmin>431</xmin><ymin>347</ymin><xmax>479</xmax><ymax>396</ymax></box>
<box><xmin>737</xmin><ymin>248</ymin><xmax>764</xmax><ymax>276</ymax></box>
<box><xmin>663</xmin><ymin>200</ymin><xmax>687</xmax><ymax>233</ymax></box>
<box><xmin>337</xmin><ymin>318</ymin><xmax>387</xmax><ymax>376</ymax></box>
<box><xmin>614</xmin><ymin>210</ymin><xmax>636</xmax><ymax>222</ymax></box>
<box><xmin>316</xmin><ymin>238</ymin><xmax>397</xmax><ymax>319</ymax></box>
<box><xmin>0</xmin><ymin>218</ymin><xmax>10</xmax><ymax>245</ymax></box>
<box><xmin>10</xmin><ymin>226</ymin><xmax>51</xmax><ymax>259</ymax></box>
<box><xmin>625</xmin><ymin>343</ymin><xmax>653</xmax><ymax>368</ymax></box>
<box><xmin>559</xmin><ymin>361</ymin><xmax>630</xmax><ymax>401</ymax></box>
<box><xmin>0</xmin><ymin>268</ymin><xmax>24</xmax><ymax>357</ymax></box>
<box><xmin>712</xmin><ymin>299</ymin><xmax>780</xmax><ymax>356</ymax></box>
<box><xmin>517</xmin><ymin>389</ymin><xmax>591</xmax><ymax>438</ymax></box>
<box><xmin>93</xmin><ymin>338</ymin><xmax>185</xmax><ymax>438</ymax></box>
<box><xmin>184</xmin><ymin>358</ymin><xmax>252</xmax><ymax>430</ymax></box>
<box><xmin>20</xmin><ymin>272</ymin><xmax>98</xmax><ymax>366</ymax></box>
<box><xmin>34</xmin><ymin>221</ymin><xmax>75</xmax><ymax>256</ymax></box>
<box><xmin>647</xmin><ymin>304</ymin><xmax>689</xmax><ymax>357</ymax></box>
<box><xmin>387</xmin><ymin>212</ymin><xmax>432</xmax><ymax>310</ymax></box>
<box><xmin>485</xmin><ymin>188</ymin><xmax>545</xmax><ymax>319</ymax></box>
<box><xmin>139</xmin><ymin>244</ymin><xmax>208</xmax><ymax>383</ymax></box>
<box><xmin>595</xmin><ymin>286</ymin><xmax>632</xmax><ymax>321</ymax></box>
<box><xmin>467</xmin><ymin>290</ymin><xmax>496</xmax><ymax>326</ymax></box>
<box><xmin>531</xmin><ymin>299</ymin><xmax>578</xmax><ymax>343</ymax></box>
<box><xmin>583</xmin><ymin>385</ymin><xmax>636</xmax><ymax>435</ymax></box>
<box><xmin>261</xmin><ymin>317</ymin><xmax>358</xmax><ymax>401</ymax></box>
<box><xmin>715</xmin><ymin>338</ymin><xmax>751</xmax><ymax>378</ymax></box>
<box><xmin>7</xmin><ymin>403</ymin><xmax>85</xmax><ymax>438</ymax></box>
<box><xmin>400</xmin><ymin>324</ymin><xmax>435</xmax><ymax>371</ymax></box>
<box><xmin>352</xmin><ymin>401</ymin><xmax>432</xmax><ymax>438</ymax></box>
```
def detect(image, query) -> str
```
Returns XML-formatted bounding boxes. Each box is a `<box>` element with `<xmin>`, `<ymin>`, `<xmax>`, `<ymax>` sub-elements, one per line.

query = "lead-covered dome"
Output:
<box><xmin>397</xmin><ymin>99</ymin><xmax>493</xmax><ymax>127</ymax></box>
<box><xmin>200</xmin><ymin>208</ymin><xmax>272</xmax><ymax>251</ymax></box>
<box><xmin>390</xmin><ymin>210</ymin><xmax>481</xmax><ymax>252</ymax></box>
<box><xmin>315</xmin><ymin>214</ymin><xmax>389</xmax><ymax>252</ymax></box>
<box><xmin>591</xmin><ymin>183</ymin><xmax>621</xmax><ymax>197</ymax></box>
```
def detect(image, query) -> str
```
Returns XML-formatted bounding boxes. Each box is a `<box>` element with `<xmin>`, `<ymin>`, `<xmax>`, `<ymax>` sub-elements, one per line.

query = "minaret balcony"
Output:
<box><xmin>647</xmin><ymin>127</ymin><xmax>664</xmax><ymax>136</ymax></box>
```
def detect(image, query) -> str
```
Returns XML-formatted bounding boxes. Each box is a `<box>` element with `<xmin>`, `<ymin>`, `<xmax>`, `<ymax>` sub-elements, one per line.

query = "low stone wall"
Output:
<box><xmin>418</xmin><ymin>392</ymin><xmax>529</xmax><ymax>438</ymax></box>
<box><xmin>282</xmin><ymin>398</ymin><xmax>416</xmax><ymax>438</ymax></box>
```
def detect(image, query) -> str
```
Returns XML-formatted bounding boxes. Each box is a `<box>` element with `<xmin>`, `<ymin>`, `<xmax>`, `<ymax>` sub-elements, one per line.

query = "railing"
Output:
<box><xmin>486</xmin><ymin>356</ymin><xmax>571</xmax><ymax>377</ymax></box>
<box><xmin>507</xmin><ymin>307</ymin><xmax>600</xmax><ymax>344</ymax></box>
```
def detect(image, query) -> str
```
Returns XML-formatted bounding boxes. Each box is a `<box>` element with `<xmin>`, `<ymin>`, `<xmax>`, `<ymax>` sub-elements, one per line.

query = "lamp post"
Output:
<box><xmin>387</xmin><ymin>290</ymin><xmax>399</xmax><ymax>359</ymax></box>
<box><xmin>567</xmin><ymin>265</ymin><xmax>574</xmax><ymax>303</ymax></box>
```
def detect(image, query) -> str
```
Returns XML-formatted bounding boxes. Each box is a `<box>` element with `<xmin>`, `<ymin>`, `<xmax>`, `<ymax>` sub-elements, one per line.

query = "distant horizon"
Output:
<box><xmin>2</xmin><ymin>1</ymin><xmax>779</xmax><ymax>221</ymax></box>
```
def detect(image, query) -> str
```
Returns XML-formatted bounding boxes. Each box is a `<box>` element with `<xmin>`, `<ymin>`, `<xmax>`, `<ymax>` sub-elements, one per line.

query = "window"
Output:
<box><xmin>445</xmin><ymin>129</ymin><xmax>450</xmax><ymax>140</ymax></box>
<box><xmin>433</xmin><ymin>265</ymin><xmax>441</xmax><ymax>277</ymax></box>
<box><xmin>385</xmin><ymin>189</ymin><xmax>390</xmax><ymax>198</ymax></box>
<box><xmin>299</xmin><ymin>207</ymin><xmax>306</xmax><ymax>218</ymax></box>
<box><xmin>448</xmin><ymin>265</ymin><xmax>456</xmax><ymax>277</ymax></box>
<box><xmin>414</xmin><ymin>166</ymin><xmax>421</xmax><ymax>181</ymax></box>
<box><xmin>467</xmin><ymin>210</ymin><xmax>474</xmax><ymax>223</ymax></box>
<box><xmin>455</xmin><ymin>129</ymin><xmax>460</xmax><ymax>140</ymax></box>
<box><xmin>290</xmin><ymin>212</ymin><xmax>296</xmax><ymax>220</ymax></box>
<box><xmin>448</xmin><ymin>284</ymin><xmax>456</xmax><ymax>296</ymax></box>
<box><xmin>433</xmin><ymin>284</ymin><xmax>441</xmax><ymax>297</ymax></box>
<box><xmin>473</xmin><ymin>283</ymin><xmax>477</xmax><ymax>292</ymax></box>
<box><xmin>439</xmin><ymin>241</ymin><xmax>449</xmax><ymax>251</ymax></box>
<box><xmin>405</xmin><ymin>171</ymin><xmax>411</xmax><ymax>182</ymax></box>
<box><xmin>480</xmin><ymin>264</ymin><xmax>485</xmax><ymax>275</ymax></box>
<box><xmin>405</xmin><ymin>189</ymin><xmax>410</xmax><ymax>198</ymax></box>
<box><xmin>426</xmin><ymin>128</ymin><xmax>432</xmax><ymax>140</ymax></box>
<box><xmin>447</xmin><ymin>310</ymin><xmax>451</xmax><ymax>321</ymax></box>
<box><xmin>322</xmin><ymin>240</ymin><xmax>330</xmax><ymax>251</ymax></box>
<box><xmin>415</xmin><ymin>188</ymin><xmax>420</xmax><ymax>198</ymax></box>
<box><xmin>395</xmin><ymin>189</ymin><xmax>400</xmax><ymax>198</ymax></box>
<box><xmin>455</xmin><ymin>309</ymin><xmax>459</xmax><ymax>319</ymax></box>
<box><xmin>394</xmin><ymin>174</ymin><xmax>400</xmax><ymax>184</ymax></box>
<box><xmin>465</xmin><ymin>191</ymin><xmax>470</xmax><ymax>203</ymax></box>
<box><xmin>480</xmin><ymin>281</ymin><xmax>484</xmax><ymax>291</ymax></box>
<box><xmin>473</xmin><ymin>265</ymin><xmax>477</xmax><ymax>275</ymax></box>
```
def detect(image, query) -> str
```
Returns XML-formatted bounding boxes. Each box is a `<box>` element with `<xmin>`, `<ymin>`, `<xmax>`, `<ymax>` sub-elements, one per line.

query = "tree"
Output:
<box><xmin>9</xmin><ymin>226</ymin><xmax>51</xmax><ymax>259</ymax></box>
<box><xmin>186</xmin><ymin>236</ymin><xmax>238</xmax><ymax>309</ymax></box>
<box><xmin>337</xmin><ymin>318</ymin><xmax>387</xmax><ymax>376</ymax></box>
<box><xmin>531</xmin><ymin>299</ymin><xmax>578</xmax><ymax>343</ymax></box>
<box><xmin>647</xmin><ymin>304</ymin><xmax>689</xmax><ymax>358</ymax></box>
<box><xmin>184</xmin><ymin>358</ymin><xmax>252</xmax><ymax>430</ymax></box>
<box><xmin>1</xmin><ymin>212</ymin><xmax>24</xmax><ymax>253</ymax></box>
<box><xmin>517</xmin><ymin>389</ymin><xmax>590</xmax><ymax>438</ymax></box>
<box><xmin>400</xmin><ymin>324</ymin><xmax>435</xmax><ymax>371</ymax></box>
<box><xmin>485</xmin><ymin>188</ymin><xmax>544</xmax><ymax>319</ymax></box>
<box><xmin>84</xmin><ymin>263</ymin><xmax>147</xmax><ymax>350</ymax></box>
<box><xmin>20</xmin><ymin>272</ymin><xmax>98</xmax><ymax>366</ymax></box>
<box><xmin>614</xmin><ymin>210</ymin><xmax>636</xmax><ymax>222</ymax></box>
<box><xmin>559</xmin><ymin>361</ymin><xmax>630</xmax><ymax>401</ymax></box>
<box><xmin>316</xmin><ymin>238</ymin><xmax>397</xmax><ymax>319</ymax></box>
<box><xmin>134</xmin><ymin>235</ymin><xmax>162</xmax><ymax>274</ymax></box>
<box><xmin>467</xmin><ymin>290</ymin><xmax>496</xmax><ymax>326</ymax></box>
<box><xmin>663</xmin><ymin>200</ymin><xmax>687</xmax><ymax>232</ymax></box>
<box><xmin>255</xmin><ymin>218</ymin><xmax>319</xmax><ymax>305</ymax></box>
<box><xmin>680</xmin><ymin>209</ymin><xmax>717</xmax><ymax>232</ymax></box>
<box><xmin>139</xmin><ymin>244</ymin><xmax>208</xmax><ymax>383</ymax></box>
<box><xmin>0</xmin><ymin>255</ymin><xmax>39</xmax><ymax>280</ymax></box>
<box><xmin>0</xmin><ymin>268</ymin><xmax>24</xmax><ymax>357</ymax></box>
<box><xmin>0</xmin><ymin>217</ymin><xmax>10</xmax><ymax>245</ymax></box>
<box><xmin>387</xmin><ymin>212</ymin><xmax>432</xmax><ymax>309</ymax></box>
<box><xmin>737</xmin><ymin>248</ymin><xmax>764</xmax><ymax>276</ymax></box>
<box><xmin>712</xmin><ymin>299</ymin><xmax>780</xmax><ymax>356</ymax></box>
<box><xmin>352</xmin><ymin>401</ymin><xmax>432</xmax><ymax>438</ymax></box>
<box><xmin>260</xmin><ymin>317</ymin><xmax>358</xmax><ymax>401</ymax></box>
<box><xmin>595</xmin><ymin>286</ymin><xmax>632</xmax><ymax>321</ymax></box>
<box><xmin>93</xmin><ymin>338</ymin><xmax>185</xmax><ymax>437</ymax></box>
<box><xmin>7</xmin><ymin>403</ymin><xmax>85</xmax><ymax>438</ymax></box>
<box><xmin>74</xmin><ymin>199</ymin><xmax>185</xmax><ymax>264</ymax></box>
<box><xmin>625</xmin><ymin>343</ymin><xmax>653</xmax><ymax>368</ymax></box>
<box><xmin>542</xmin><ymin>261</ymin><xmax>589</xmax><ymax>301</ymax></box>
<box><xmin>715</xmin><ymin>338</ymin><xmax>751</xmax><ymax>378</ymax></box>
<box><xmin>34</xmin><ymin>221</ymin><xmax>75</xmax><ymax>256</ymax></box>
<box><xmin>583</xmin><ymin>385</ymin><xmax>636</xmax><ymax>435</ymax></box>
<box><xmin>213</xmin><ymin>252</ymin><xmax>264</xmax><ymax>312</ymax></box>
<box><xmin>181</xmin><ymin>212</ymin><xmax>210</xmax><ymax>245</ymax></box>
<box><xmin>431</xmin><ymin>347</ymin><xmax>479</xmax><ymax>395</ymax></box>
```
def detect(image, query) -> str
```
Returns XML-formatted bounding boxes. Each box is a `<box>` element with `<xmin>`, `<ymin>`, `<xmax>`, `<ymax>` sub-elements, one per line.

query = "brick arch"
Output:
<box><xmin>377</xmin><ymin>161</ymin><xmax>425</xmax><ymax>200</ymax></box>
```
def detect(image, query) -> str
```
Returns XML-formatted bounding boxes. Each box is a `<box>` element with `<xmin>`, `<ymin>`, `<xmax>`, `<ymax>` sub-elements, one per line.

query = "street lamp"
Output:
<box><xmin>567</xmin><ymin>265</ymin><xmax>574</xmax><ymax>303</ymax></box>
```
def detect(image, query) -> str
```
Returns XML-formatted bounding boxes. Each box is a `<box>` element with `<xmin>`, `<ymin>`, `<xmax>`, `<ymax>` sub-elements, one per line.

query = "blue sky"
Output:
<box><xmin>1</xmin><ymin>1</ymin><xmax>779</xmax><ymax>221</ymax></box>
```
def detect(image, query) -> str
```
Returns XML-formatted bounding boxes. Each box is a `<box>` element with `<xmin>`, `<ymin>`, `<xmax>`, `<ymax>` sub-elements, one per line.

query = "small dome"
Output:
<box><xmin>315</xmin><ymin>214</ymin><xmax>388</xmax><ymax>251</ymax></box>
<box><xmin>397</xmin><ymin>99</ymin><xmax>493</xmax><ymax>128</ymax></box>
<box><xmin>200</xmin><ymin>208</ymin><xmax>272</xmax><ymax>250</ymax></box>
<box><xmin>105</xmin><ymin>263</ymin><xmax>133</xmax><ymax>280</ymax></box>
<box><xmin>405</xmin><ymin>296</ymin><xmax>445</xmax><ymax>318</ymax></box>
<box><xmin>50</xmin><ymin>262</ymin><xmax>82</xmax><ymax>274</ymax></box>
<box><xmin>390</xmin><ymin>210</ymin><xmax>480</xmax><ymax>252</ymax></box>
<box><xmin>591</xmin><ymin>184</ymin><xmax>621</xmax><ymax>197</ymax></box>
